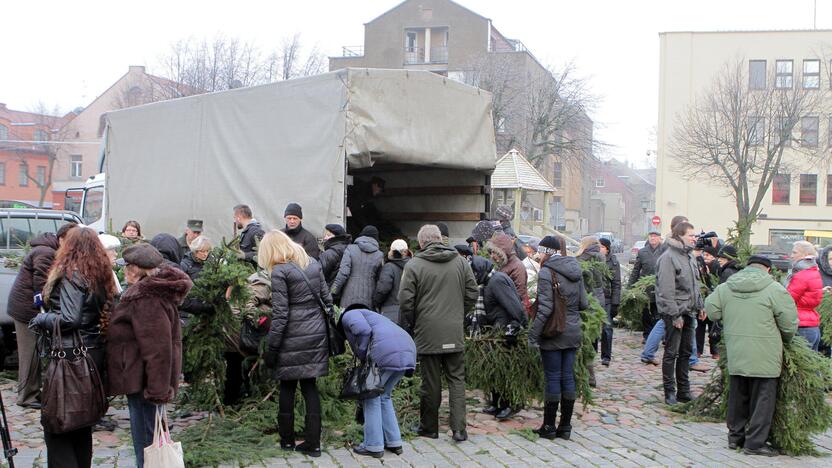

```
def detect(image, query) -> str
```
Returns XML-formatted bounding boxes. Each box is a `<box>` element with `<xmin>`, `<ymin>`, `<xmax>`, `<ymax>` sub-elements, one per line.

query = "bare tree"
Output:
<box><xmin>671</xmin><ymin>59</ymin><xmax>823</xmax><ymax>244</ymax></box>
<box><xmin>265</xmin><ymin>34</ymin><xmax>327</xmax><ymax>82</ymax></box>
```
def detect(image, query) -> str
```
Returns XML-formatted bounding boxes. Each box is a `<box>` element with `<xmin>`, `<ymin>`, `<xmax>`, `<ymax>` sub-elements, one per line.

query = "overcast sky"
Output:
<box><xmin>2</xmin><ymin>0</ymin><xmax>830</xmax><ymax>167</ymax></box>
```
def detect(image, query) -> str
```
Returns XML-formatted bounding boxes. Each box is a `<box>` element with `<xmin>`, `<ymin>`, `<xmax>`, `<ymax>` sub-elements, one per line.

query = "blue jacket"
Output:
<box><xmin>340</xmin><ymin>309</ymin><xmax>416</xmax><ymax>372</ymax></box>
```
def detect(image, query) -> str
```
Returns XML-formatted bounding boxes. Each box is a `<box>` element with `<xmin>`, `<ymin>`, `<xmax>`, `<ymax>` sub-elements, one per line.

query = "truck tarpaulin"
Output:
<box><xmin>104</xmin><ymin>68</ymin><xmax>496</xmax><ymax>241</ymax></box>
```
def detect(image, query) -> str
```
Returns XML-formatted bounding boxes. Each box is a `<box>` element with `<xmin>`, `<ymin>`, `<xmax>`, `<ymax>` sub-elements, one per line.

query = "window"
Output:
<box><xmin>405</xmin><ymin>31</ymin><xmax>417</xmax><ymax>51</ymax></box>
<box><xmin>803</xmin><ymin>59</ymin><xmax>820</xmax><ymax>89</ymax></box>
<box><xmin>82</xmin><ymin>186</ymin><xmax>104</xmax><ymax>225</ymax></box>
<box><xmin>749</xmin><ymin>60</ymin><xmax>767</xmax><ymax>89</ymax></box>
<box><xmin>801</xmin><ymin>116</ymin><xmax>819</xmax><ymax>147</ymax></box>
<box><xmin>775</xmin><ymin>60</ymin><xmax>793</xmax><ymax>89</ymax></box>
<box><xmin>769</xmin><ymin>229</ymin><xmax>804</xmax><ymax>253</ymax></box>
<box><xmin>749</xmin><ymin>116</ymin><xmax>765</xmax><ymax>145</ymax></box>
<box><xmin>827</xmin><ymin>174</ymin><xmax>832</xmax><ymax>205</ymax></box>
<box><xmin>772</xmin><ymin>173</ymin><xmax>790</xmax><ymax>204</ymax></box>
<box><xmin>552</xmin><ymin>162</ymin><xmax>563</xmax><ymax>188</ymax></box>
<box><xmin>800</xmin><ymin>174</ymin><xmax>817</xmax><ymax>205</ymax></box>
<box><xmin>33</xmin><ymin>129</ymin><xmax>47</xmax><ymax>143</ymax></box>
<box><xmin>18</xmin><ymin>163</ymin><xmax>28</xmax><ymax>187</ymax></box>
<box><xmin>595</xmin><ymin>177</ymin><xmax>605</xmax><ymax>188</ymax></box>
<box><xmin>0</xmin><ymin>124</ymin><xmax>7</xmax><ymax>140</ymax></box>
<box><xmin>70</xmin><ymin>155</ymin><xmax>82</xmax><ymax>179</ymax></box>
<box><xmin>36</xmin><ymin>166</ymin><xmax>45</xmax><ymax>186</ymax></box>
<box><xmin>774</xmin><ymin>117</ymin><xmax>792</xmax><ymax>146</ymax></box>
<box><xmin>0</xmin><ymin>163</ymin><xmax>5</xmax><ymax>185</ymax></box>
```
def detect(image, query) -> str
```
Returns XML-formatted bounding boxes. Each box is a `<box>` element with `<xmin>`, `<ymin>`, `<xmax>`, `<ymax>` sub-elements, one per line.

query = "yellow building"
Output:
<box><xmin>657</xmin><ymin>30</ymin><xmax>832</xmax><ymax>250</ymax></box>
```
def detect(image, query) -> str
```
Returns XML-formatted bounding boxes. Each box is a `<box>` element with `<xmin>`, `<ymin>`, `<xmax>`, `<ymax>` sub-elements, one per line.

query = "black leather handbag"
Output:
<box><xmin>339</xmin><ymin>336</ymin><xmax>384</xmax><ymax>400</ymax></box>
<box><xmin>291</xmin><ymin>264</ymin><xmax>346</xmax><ymax>356</ymax></box>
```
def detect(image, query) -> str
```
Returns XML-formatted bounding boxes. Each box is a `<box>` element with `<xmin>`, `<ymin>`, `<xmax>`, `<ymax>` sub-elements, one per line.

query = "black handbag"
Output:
<box><xmin>239</xmin><ymin>315</ymin><xmax>270</xmax><ymax>355</ymax></box>
<box><xmin>41</xmin><ymin>320</ymin><xmax>108</xmax><ymax>434</ymax></box>
<box><xmin>291</xmin><ymin>263</ymin><xmax>346</xmax><ymax>356</ymax></box>
<box><xmin>339</xmin><ymin>336</ymin><xmax>384</xmax><ymax>400</ymax></box>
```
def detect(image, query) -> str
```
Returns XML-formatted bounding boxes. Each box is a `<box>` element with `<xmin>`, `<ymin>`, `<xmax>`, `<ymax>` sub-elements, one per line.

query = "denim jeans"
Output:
<box><xmin>798</xmin><ymin>327</ymin><xmax>821</xmax><ymax>351</ymax></box>
<box><xmin>127</xmin><ymin>393</ymin><xmax>159</xmax><ymax>468</ymax></box>
<box><xmin>540</xmin><ymin>348</ymin><xmax>578</xmax><ymax>400</ymax></box>
<box><xmin>641</xmin><ymin>318</ymin><xmax>700</xmax><ymax>365</ymax></box>
<box><xmin>360</xmin><ymin>370</ymin><xmax>405</xmax><ymax>452</ymax></box>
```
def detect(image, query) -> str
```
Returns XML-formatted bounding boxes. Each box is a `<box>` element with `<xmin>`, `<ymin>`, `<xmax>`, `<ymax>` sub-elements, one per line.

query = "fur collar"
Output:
<box><xmin>120</xmin><ymin>265</ymin><xmax>193</xmax><ymax>304</ymax></box>
<box><xmin>664</xmin><ymin>236</ymin><xmax>690</xmax><ymax>253</ymax></box>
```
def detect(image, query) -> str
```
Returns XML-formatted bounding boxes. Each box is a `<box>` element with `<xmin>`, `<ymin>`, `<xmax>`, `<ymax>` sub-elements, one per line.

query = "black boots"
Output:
<box><xmin>556</xmin><ymin>399</ymin><xmax>575</xmax><ymax>440</ymax></box>
<box><xmin>535</xmin><ymin>400</ymin><xmax>559</xmax><ymax>440</ymax></box>
<box><xmin>294</xmin><ymin>412</ymin><xmax>321</xmax><ymax>458</ymax></box>
<box><xmin>278</xmin><ymin>412</ymin><xmax>295</xmax><ymax>450</ymax></box>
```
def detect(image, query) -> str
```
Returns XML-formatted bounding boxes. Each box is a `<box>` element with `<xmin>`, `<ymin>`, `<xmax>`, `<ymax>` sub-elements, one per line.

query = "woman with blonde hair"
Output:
<box><xmin>259</xmin><ymin>230</ymin><xmax>333</xmax><ymax>458</ymax></box>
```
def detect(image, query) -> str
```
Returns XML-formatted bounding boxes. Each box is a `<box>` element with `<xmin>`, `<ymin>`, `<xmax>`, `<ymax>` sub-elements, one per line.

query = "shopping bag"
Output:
<box><xmin>144</xmin><ymin>405</ymin><xmax>185</xmax><ymax>468</ymax></box>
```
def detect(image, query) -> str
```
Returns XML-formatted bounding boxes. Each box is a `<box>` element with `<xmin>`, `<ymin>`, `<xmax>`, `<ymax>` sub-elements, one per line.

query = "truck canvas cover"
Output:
<box><xmin>104</xmin><ymin>68</ymin><xmax>495</xmax><ymax>241</ymax></box>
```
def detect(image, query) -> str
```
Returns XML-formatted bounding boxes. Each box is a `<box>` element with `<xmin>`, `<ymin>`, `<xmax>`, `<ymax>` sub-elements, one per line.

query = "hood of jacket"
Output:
<box><xmin>415</xmin><ymin>242</ymin><xmax>459</xmax><ymax>263</ymax></box>
<box><xmin>120</xmin><ymin>264</ymin><xmax>193</xmax><ymax>304</ymax></box>
<box><xmin>354</xmin><ymin>236</ymin><xmax>380</xmax><ymax>253</ymax></box>
<box><xmin>489</xmin><ymin>233</ymin><xmax>516</xmax><ymax>259</ymax></box>
<box><xmin>543</xmin><ymin>254</ymin><xmax>583</xmax><ymax>282</ymax></box>
<box><xmin>323</xmin><ymin>234</ymin><xmax>352</xmax><ymax>250</ymax></box>
<box><xmin>150</xmin><ymin>233</ymin><xmax>183</xmax><ymax>265</ymax></box>
<box><xmin>387</xmin><ymin>257</ymin><xmax>410</xmax><ymax>270</ymax></box>
<box><xmin>725</xmin><ymin>266</ymin><xmax>774</xmax><ymax>294</ymax></box>
<box><xmin>470</xmin><ymin>255</ymin><xmax>495</xmax><ymax>285</ymax></box>
<box><xmin>663</xmin><ymin>236</ymin><xmax>691</xmax><ymax>254</ymax></box>
<box><xmin>794</xmin><ymin>257</ymin><xmax>817</xmax><ymax>273</ymax></box>
<box><xmin>30</xmin><ymin>232</ymin><xmax>59</xmax><ymax>250</ymax></box>
<box><xmin>578</xmin><ymin>243</ymin><xmax>605</xmax><ymax>262</ymax></box>
<box><xmin>818</xmin><ymin>246</ymin><xmax>832</xmax><ymax>277</ymax></box>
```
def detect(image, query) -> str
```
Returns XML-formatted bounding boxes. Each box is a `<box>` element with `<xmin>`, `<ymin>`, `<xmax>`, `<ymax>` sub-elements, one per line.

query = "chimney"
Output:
<box><xmin>128</xmin><ymin>65</ymin><xmax>146</xmax><ymax>74</ymax></box>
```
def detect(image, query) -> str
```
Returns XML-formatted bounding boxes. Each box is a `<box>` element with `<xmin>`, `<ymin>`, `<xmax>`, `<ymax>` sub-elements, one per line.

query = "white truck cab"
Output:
<box><xmin>65</xmin><ymin>173</ymin><xmax>106</xmax><ymax>233</ymax></box>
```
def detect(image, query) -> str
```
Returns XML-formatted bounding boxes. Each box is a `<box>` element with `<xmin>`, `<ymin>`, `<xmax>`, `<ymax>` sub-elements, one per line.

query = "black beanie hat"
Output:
<box><xmin>454</xmin><ymin>244</ymin><xmax>473</xmax><ymax>256</ymax></box>
<box><xmin>284</xmin><ymin>203</ymin><xmax>303</xmax><ymax>218</ymax></box>
<box><xmin>436</xmin><ymin>222</ymin><xmax>449</xmax><ymax>237</ymax></box>
<box><xmin>325</xmin><ymin>224</ymin><xmax>346</xmax><ymax>237</ymax></box>
<box><xmin>718</xmin><ymin>245</ymin><xmax>738</xmax><ymax>260</ymax></box>
<box><xmin>539</xmin><ymin>235</ymin><xmax>561</xmax><ymax>251</ymax></box>
<box><xmin>359</xmin><ymin>225</ymin><xmax>379</xmax><ymax>241</ymax></box>
<box><xmin>747</xmin><ymin>255</ymin><xmax>772</xmax><ymax>268</ymax></box>
<box><xmin>599</xmin><ymin>238</ymin><xmax>612</xmax><ymax>250</ymax></box>
<box><xmin>703</xmin><ymin>245</ymin><xmax>719</xmax><ymax>258</ymax></box>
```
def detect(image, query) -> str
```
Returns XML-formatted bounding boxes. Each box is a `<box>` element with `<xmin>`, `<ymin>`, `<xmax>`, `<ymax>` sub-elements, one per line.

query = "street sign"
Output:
<box><xmin>651</xmin><ymin>215</ymin><xmax>661</xmax><ymax>226</ymax></box>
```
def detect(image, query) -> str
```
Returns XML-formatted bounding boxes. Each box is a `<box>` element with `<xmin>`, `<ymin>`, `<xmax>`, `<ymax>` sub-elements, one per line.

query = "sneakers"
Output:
<box><xmin>385</xmin><ymin>446</ymin><xmax>403</xmax><ymax>456</ymax></box>
<box><xmin>640</xmin><ymin>357</ymin><xmax>659</xmax><ymax>366</ymax></box>
<box><xmin>601</xmin><ymin>358</ymin><xmax>610</xmax><ymax>367</ymax></box>
<box><xmin>353</xmin><ymin>446</ymin><xmax>383</xmax><ymax>459</ymax></box>
<box><xmin>690</xmin><ymin>363</ymin><xmax>709</xmax><ymax>373</ymax></box>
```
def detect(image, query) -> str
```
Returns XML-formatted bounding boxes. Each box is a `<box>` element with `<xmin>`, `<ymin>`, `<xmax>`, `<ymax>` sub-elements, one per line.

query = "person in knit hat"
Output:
<box><xmin>373</xmin><ymin>239</ymin><xmax>412</xmax><ymax>325</ymax></box>
<box><xmin>282</xmin><ymin>202</ymin><xmax>320</xmax><ymax>259</ymax></box>
<box><xmin>320</xmin><ymin>224</ymin><xmax>352</xmax><ymax>287</ymax></box>
<box><xmin>598</xmin><ymin>237</ymin><xmax>620</xmax><ymax>367</ymax></box>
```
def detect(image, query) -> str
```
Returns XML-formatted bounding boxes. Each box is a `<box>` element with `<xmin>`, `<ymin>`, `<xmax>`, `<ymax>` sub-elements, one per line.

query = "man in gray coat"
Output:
<box><xmin>655</xmin><ymin>221</ymin><xmax>703</xmax><ymax>405</ymax></box>
<box><xmin>399</xmin><ymin>225</ymin><xmax>478</xmax><ymax>442</ymax></box>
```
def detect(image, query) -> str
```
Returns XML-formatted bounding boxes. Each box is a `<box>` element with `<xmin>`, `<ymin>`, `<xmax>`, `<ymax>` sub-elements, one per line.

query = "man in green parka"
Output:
<box><xmin>705</xmin><ymin>255</ymin><xmax>798</xmax><ymax>457</ymax></box>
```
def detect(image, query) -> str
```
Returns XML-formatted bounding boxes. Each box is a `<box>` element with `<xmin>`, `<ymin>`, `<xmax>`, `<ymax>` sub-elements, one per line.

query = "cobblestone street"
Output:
<box><xmin>2</xmin><ymin>330</ymin><xmax>831</xmax><ymax>467</ymax></box>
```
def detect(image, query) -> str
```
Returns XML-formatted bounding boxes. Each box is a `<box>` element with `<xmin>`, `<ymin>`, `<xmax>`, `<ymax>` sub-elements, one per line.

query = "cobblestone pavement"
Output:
<box><xmin>2</xmin><ymin>330</ymin><xmax>832</xmax><ymax>467</ymax></box>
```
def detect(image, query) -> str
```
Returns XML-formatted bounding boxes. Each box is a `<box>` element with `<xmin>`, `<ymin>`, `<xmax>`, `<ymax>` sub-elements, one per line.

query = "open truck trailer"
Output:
<box><xmin>98</xmin><ymin>68</ymin><xmax>497</xmax><ymax>242</ymax></box>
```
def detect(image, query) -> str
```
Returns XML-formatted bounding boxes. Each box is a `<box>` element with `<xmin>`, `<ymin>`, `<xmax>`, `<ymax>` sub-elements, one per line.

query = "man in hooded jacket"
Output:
<box><xmin>399</xmin><ymin>225</ymin><xmax>478</xmax><ymax>442</ymax></box>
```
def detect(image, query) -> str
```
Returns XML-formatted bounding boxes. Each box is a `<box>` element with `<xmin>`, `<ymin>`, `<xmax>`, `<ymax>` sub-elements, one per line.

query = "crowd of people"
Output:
<box><xmin>4</xmin><ymin>199</ymin><xmax>830</xmax><ymax>465</ymax></box>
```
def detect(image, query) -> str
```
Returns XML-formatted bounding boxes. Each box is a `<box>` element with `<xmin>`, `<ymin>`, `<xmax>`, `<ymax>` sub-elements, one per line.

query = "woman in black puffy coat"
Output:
<box><xmin>372</xmin><ymin>239</ymin><xmax>411</xmax><ymax>324</ymax></box>
<box><xmin>529</xmin><ymin>235</ymin><xmax>586</xmax><ymax>442</ymax></box>
<box><xmin>259</xmin><ymin>230</ymin><xmax>332</xmax><ymax>458</ymax></box>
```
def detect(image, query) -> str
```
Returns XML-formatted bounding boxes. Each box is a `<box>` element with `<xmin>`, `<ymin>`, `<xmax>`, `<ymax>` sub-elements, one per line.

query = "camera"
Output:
<box><xmin>694</xmin><ymin>231</ymin><xmax>718</xmax><ymax>250</ymax></box>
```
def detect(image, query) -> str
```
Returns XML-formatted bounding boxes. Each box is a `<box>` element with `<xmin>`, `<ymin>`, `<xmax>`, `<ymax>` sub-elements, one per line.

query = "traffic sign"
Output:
<box><xmin>651</xmin><ymin>215</ymin><xmax>661</xmax><ymax>226</ymax></box>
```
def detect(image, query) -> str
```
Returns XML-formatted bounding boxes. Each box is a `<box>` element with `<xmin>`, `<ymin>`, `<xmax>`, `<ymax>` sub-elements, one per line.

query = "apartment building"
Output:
<box><xmin>657</xmin><ymin>30</ymin><xmax>832</xmax><ymax>249</ymax></box>
<box><xmin>329</xmin><ymin>0</ymin><xmax>593</xmax><ymax>236</ymax></box>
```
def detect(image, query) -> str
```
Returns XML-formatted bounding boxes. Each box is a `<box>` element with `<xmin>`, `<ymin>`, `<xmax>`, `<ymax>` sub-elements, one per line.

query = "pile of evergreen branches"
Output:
<box><xmin>618</xmin><ymin>275</ymin><xmax>655</xmax><ymax>331</ymax></box>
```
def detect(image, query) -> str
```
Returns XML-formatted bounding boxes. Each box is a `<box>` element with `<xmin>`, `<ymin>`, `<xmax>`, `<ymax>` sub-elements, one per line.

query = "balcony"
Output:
<box><xmin>404</xmin><ymin>46</ymin><xmax>448</xmax><ymax>65</ymax></box>
<box><xmin>339</xmin><ymin>46</ymin><xmax>364</xmax><ymax>57</ymax></box>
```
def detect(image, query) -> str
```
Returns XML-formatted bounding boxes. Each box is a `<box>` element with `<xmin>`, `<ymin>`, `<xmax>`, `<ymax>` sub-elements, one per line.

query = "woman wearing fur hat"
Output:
<box><xmin>106</xmin><ymin>243</ymin><xmax>193</xmax><ymax>468</ymax></box>
<box><xmin>373</xmin><ymin>239</ymin><xmax>411</xmax><ymax>325</ymax></box>
<box><xmin>486</xmin><ymin>233</ymin><xmax>530</xmax><ymax>315</ymax></box>
<box><xmin>29</xmin><ymin>227</ymin><xmax>120</xmax><ymax>468</ymax></box>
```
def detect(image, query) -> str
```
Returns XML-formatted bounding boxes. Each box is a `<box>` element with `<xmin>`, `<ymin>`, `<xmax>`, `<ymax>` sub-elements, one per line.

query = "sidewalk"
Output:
<box><xmin>2</xmin><ymin>330</ymin><xmax>831</xmax><ymax>467</ymax></box>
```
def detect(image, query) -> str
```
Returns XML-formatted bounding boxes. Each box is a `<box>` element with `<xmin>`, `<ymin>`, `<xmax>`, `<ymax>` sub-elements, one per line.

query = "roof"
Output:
<box><xmin>0</xmin><ymin>104</ymin><xmax>68</xmax><ymax>129</ymax></box>
<box><xmin>366</xmin><ymin>0</ymin><xmax>489</xmax><ymax>25</ymax></box>
<box><xmin>491</xmin><ymin>149</ymin><xmax>556</xmax><ymax>192</ymax></box>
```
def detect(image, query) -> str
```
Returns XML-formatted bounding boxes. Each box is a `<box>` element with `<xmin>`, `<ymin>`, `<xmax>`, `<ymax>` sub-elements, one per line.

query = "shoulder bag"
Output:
<box><xmin>291</xmin><ymin>263</ymin><xmax>346</xmax><ymax>356</ymax></box>
<box><xmin>530</xmin><ymin>266</ymin><xmax>567</xmax><ymax>338</ymax></box>
<box><xmin>338</xmin><ymin>334</ymin><xmax>384</xmax><ymax>400</ymax></box>
<box><xmin>41</xmin><ymin>319</ymin><xmax>108</xmax><ymax>434</ymax></box>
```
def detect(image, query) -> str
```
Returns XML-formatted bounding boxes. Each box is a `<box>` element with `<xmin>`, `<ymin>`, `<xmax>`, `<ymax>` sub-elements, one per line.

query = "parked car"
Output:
<box><xmin>752</xmin><ymin>245</ymin><xmax>792</xmax><ymax>272</ymax></box>
<box><xmin>0</xmin><ymin>208</ymin><xmax>82</xmax><ymax>367</ymax></box>
<box><xmin>630</xmin><ymin>240</ymin><xmax>646</xmax><ymax>264</ymax></box>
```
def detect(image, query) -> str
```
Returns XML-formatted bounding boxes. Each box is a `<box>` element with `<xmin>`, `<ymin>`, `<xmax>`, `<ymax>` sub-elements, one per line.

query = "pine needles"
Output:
<box><xmin>618</xmin><ymin>275</ymin><xmax>655</xmax><ymax>331</ymax></box>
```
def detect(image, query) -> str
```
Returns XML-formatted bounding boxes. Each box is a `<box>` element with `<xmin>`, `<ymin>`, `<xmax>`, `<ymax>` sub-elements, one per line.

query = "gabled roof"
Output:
<box><xmin>0</xmin><ymin>105</ymin><xmax>68</xmax><ymax>129</ymax></box>
<box><xmin>366</xmin><ymin>0</ymin><xmax>489</xmax><ymax>25</ymax></box>
<box><xmin>492</xmin><ymin>149</ymin><xmax>556</xmax><ymax>192</ymax></box>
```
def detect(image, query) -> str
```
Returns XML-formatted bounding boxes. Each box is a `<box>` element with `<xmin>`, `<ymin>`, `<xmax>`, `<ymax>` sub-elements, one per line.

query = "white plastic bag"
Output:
<box><xmin>143</xmin><ymin>405</ymin><xmax>184</xmax><ymax>468</ymax></box>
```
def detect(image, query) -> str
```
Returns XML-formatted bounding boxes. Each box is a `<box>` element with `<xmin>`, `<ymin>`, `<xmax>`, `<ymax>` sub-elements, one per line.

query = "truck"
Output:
<box><xmin>69</xmin><ymin>68</ymin><xmax>497</xmax><ymax>243</ymax></box>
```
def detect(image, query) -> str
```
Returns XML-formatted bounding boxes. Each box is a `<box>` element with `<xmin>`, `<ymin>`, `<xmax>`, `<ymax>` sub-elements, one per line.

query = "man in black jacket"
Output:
<box><xmin>282</xmin><ymin>203</ymin><xmax>320</xmax><ymax>260</ymax></box>
<box><xmin>234</xmin><ymin>204</ymin><xmax>265</xmax><ymax>264</ymax></box>
<box><xmin>629</xmin><ymin>228</ymin><xmax>663</xmax><ymax>341</ymax></box>
<box><xmin>318</xmin><ymin>224</ymin><xmax>352</xmax><ymax>287</ymax></box>
<box><xmin>599</xmin><ymin>238</ymin><xmax>621</xmax><ymax>366</ymax></box>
